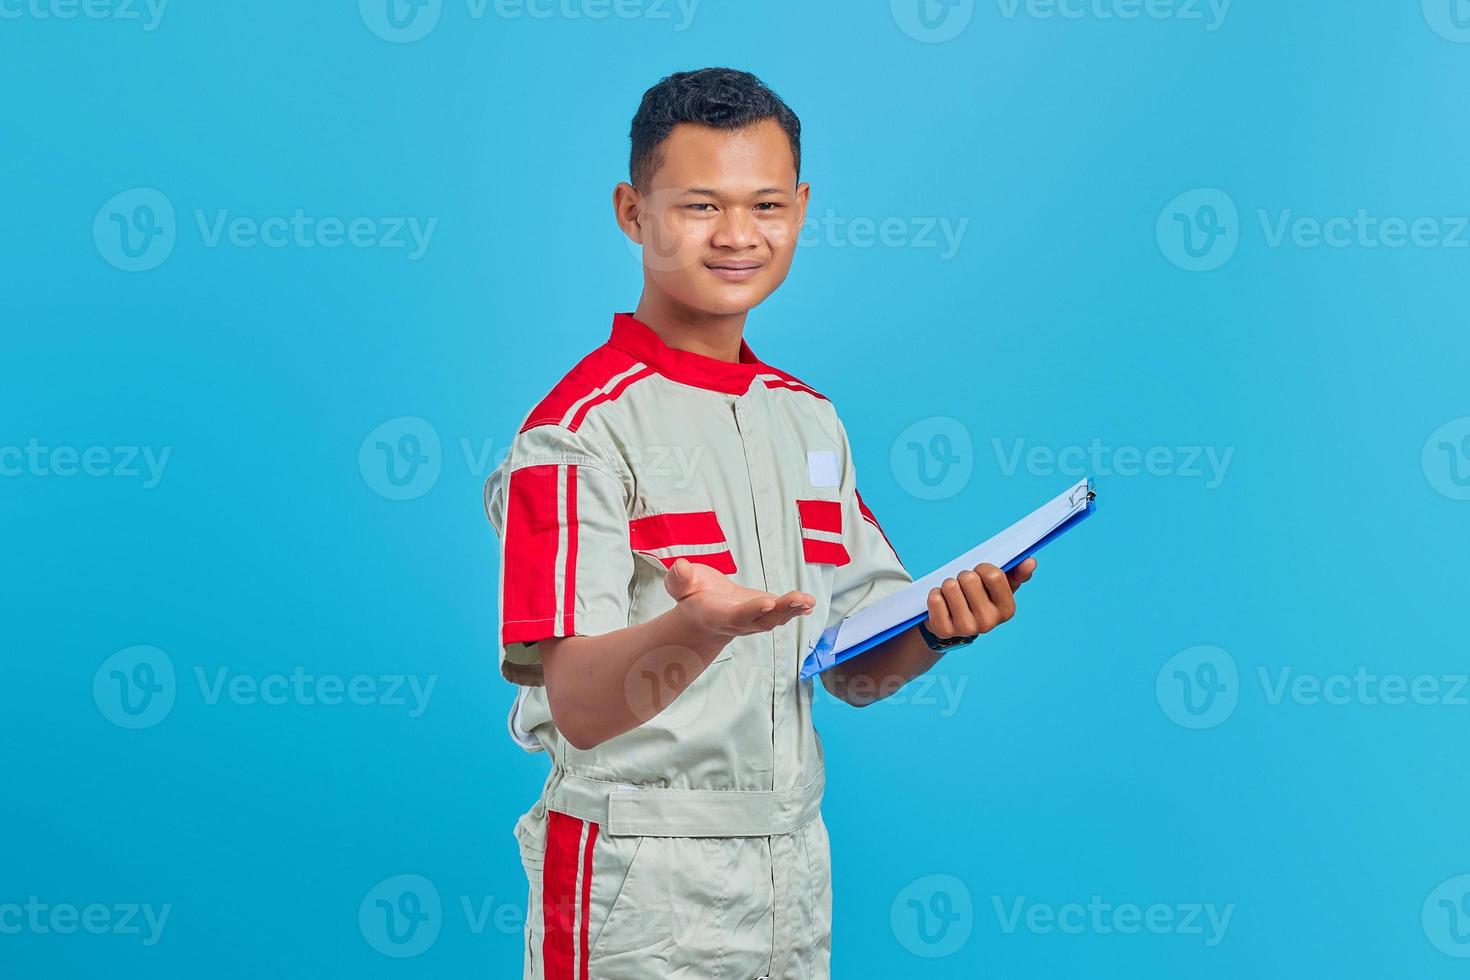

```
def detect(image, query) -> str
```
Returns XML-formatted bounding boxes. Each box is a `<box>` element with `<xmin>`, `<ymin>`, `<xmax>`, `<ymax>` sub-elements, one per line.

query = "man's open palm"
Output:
<box><xmin>664</xmin><ymin>557</ymin><xmax>815</xmax><ymax>638</ymax></box>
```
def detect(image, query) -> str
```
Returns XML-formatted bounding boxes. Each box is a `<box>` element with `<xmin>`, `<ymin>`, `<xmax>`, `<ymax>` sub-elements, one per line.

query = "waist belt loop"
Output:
<box><xmin>544</xmin><ymin>768</ymin><xmax>825</xmax><ymax>838</ymax></box>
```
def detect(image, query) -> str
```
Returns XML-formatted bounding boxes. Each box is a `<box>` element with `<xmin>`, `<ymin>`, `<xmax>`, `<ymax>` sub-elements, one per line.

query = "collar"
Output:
<box><xmin>607</xmin><ymin>311</ymin><xmax>767</xmax><ymax>396</ymax></box>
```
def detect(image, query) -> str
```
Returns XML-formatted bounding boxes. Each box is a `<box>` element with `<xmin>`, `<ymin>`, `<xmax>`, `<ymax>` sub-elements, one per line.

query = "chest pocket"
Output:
<box><xmin>795</xmin><ymin>497</ymin><xmax>850</xmax><ymax>566</ymax></box>
<box><xmin>628</xmin><ymin>508</ymin><xmax>737</xmax><ymax>574</ymax></box>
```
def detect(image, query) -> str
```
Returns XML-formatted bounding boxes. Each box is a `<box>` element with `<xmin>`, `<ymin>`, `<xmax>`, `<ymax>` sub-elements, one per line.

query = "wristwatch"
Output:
<box><xmin>917</xmin><ymin>619</ymin><xmax>978</xmax><ymax>653</ymax></box>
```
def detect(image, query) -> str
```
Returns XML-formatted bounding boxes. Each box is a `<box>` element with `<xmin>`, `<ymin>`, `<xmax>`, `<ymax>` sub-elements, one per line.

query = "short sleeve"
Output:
<box><xmin>823</xmin><ymin>415</ymin><xmax>914</xmax><ymax>632</ymax></box>
<box><xmin>483</xmin><ymin>423</ymin><xmax>634</xmax><ymax>686</ymax></box>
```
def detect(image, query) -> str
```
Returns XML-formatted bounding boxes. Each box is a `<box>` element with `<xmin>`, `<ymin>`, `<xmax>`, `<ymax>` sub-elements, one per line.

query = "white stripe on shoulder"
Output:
<box><xmin>557</xmin><ymin>361</ymin><xmax>651</xmax><ymax>427</ymax></box>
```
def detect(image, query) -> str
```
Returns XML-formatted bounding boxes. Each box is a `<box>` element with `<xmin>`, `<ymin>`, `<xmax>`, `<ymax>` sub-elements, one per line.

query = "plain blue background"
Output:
<box><xmin>4</xmin><ymin>1</ymin><xmax>1469</xmax><ymax>976</ymax></box>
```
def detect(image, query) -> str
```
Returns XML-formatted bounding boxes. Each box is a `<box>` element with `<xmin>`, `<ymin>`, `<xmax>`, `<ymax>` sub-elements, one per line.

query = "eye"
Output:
<box><xmin>754</xmin><ymin>202</ymin><xmax>781</xmax><ymax>211</ymax></box>
<box><xmin>685</xmin><ymin>203</ymin><xmax>716</xmax><ymax>212</ymax></box>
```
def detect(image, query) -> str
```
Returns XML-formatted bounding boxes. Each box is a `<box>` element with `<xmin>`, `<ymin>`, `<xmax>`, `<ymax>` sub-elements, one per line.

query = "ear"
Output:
<box><xmin>794</xmin><ymin>180</ymin><xmax>810</xmax><ymax>231</ymax></box>
<box><xmin>612</xmin><ymin>181</ymin><xmax>644</xmax><ymax>245</ymax></box>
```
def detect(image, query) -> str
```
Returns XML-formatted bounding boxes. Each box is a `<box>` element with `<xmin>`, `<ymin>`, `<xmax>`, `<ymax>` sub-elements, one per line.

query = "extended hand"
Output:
<box><xmin>925</xmin><ymin>557</ymin><xmax>1036</xmax><ymax>640</ymax></box>
<box><xmin>664</xmin><ymin>557</ymin><xmax>815</xmax><ymax>639</ymax></box>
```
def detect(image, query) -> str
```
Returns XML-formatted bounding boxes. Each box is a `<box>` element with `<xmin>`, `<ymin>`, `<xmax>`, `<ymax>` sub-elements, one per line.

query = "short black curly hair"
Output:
<box><xmin>629</xmin><ymin>67</ymin><xmax>801</xmax><ymax>191</ymax></box>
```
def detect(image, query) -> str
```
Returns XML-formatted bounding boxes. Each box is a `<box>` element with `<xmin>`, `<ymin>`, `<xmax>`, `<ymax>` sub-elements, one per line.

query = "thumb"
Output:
<box><xmin>664</xmin><ymin>557</ymin><xmax>697</xmax><ymax>599</ymax></box>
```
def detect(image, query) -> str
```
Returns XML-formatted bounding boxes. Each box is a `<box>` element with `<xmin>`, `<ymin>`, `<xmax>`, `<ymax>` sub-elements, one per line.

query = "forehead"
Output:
<box><xmin>646</xmin><ymin>119</ymin><xmax>797</xmax><ymax>192</ymax></box>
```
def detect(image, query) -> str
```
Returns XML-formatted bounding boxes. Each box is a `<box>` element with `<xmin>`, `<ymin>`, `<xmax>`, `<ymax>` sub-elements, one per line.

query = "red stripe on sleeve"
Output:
<box><xmin>802</xmin><ymin>539</ymin><xmax>852</xmax><ymax>566</ymax></box>
<box><xmin>796</xmin><ymin>498</ymin><xmax>843</xmax><ymax>534</ymax></box>
<box><xmin>627</xmin><ymin>510</ymin><xmax>726</xmax><ymax>550</ymax></box>
<box><xmin>503</xmin><ymin>464</ymin><xmax>563</xmax><ymax>645</ymax></box>
<box><xmin>652</xmin><ymin>551</ymin><xmax>738</xmax><ymax>574</ymax></box>
<box><xmin>855</xmin><ymin>487</ymin><xmax>903</xmax><ymax>564</ymax></box>
<box><xmin>561</xmin><ymin>465</ymin><xmax>579</xmax><ymax>637</ymax></box>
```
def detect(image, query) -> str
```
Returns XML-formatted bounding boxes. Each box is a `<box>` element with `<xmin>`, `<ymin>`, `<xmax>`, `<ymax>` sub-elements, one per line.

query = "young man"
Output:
<box><xmin>484</xmin><ymin>67</ymin><xmax>1036</xmax><ymax>980</ymax></box>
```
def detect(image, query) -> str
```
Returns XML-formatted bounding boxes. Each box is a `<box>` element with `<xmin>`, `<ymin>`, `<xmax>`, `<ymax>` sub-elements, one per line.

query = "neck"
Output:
<box><xmin>632</xmin><ymin>291</ymin><xmax>748</xmax><ymax>364</ymax></box>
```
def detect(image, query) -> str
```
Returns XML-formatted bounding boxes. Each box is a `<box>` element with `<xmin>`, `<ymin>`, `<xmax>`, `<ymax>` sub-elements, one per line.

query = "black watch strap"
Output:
<box><xmin>918</xmin><ymin>619</ymin><xmax>978</xmax><ymax>653</ymax></box>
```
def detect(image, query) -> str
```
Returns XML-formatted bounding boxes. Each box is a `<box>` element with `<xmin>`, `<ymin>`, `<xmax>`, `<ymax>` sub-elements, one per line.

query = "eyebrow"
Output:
<box><xmin>681</xmin><ymin>186</ymin><xmax>789</xmax><ymax>198</ymax></box>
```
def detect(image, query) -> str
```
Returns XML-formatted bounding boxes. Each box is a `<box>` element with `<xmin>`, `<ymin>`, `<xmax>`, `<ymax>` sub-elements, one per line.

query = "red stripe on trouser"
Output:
<box><xmin>579</xmin><ymin>821</ymin><xmax>598</xmax><ymax>980</ymax></box>
<box><xmin>542</xmin><ymin>811</ymin><xmax>597</xmax><ymax>978</ymax></box>
<box><xmin>627</xmin><ymin>510</ymin><xmax>726</xmax><ymax>550</ymax></box>
<box><xmin>796</xmin><ymin>498</ymin><xmax>842</xmax><ymax>533</ymax></box>
<box><xmin>503</xmin><ymin>464</ymin><xmax>562</xmax><ymax>645</ymax></box>
<box><xmin>562</xmin><ymin>465</ymin><xmax>578</xmax><ymax>637</ymax></box>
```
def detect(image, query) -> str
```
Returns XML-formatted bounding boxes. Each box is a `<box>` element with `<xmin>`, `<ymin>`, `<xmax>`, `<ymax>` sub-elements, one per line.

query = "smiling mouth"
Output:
<box><xmin>706</xmin><ymin>262</ymin><xmax>763</xmax><ymax>282</ymax></box>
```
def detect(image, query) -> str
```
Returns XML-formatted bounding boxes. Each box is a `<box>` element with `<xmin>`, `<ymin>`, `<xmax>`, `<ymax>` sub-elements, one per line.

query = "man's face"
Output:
<box><xmin>618</xmin><ymin>119</ymin><xmax>809</xmax><ymax>317</ymax></box>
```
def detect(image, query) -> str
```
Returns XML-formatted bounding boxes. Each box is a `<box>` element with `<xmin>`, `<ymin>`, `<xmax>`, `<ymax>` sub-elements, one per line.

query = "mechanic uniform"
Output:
<box><xmin>484</xmin><ymin>312</ymin><xmax>912</xmax><ymax>980</ymax></box>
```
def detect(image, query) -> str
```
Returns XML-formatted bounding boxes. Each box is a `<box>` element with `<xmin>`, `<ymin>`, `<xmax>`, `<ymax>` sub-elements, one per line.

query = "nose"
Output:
<box><xmin>711</xmin><ymin>207</ymin><xmax>761</xmax><ymax>250</ymax></box>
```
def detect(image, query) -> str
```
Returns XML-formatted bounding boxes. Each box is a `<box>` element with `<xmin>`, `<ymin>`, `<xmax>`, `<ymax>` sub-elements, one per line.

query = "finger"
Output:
<box><xmin>663</xmin><ymin>557</ymin><xmax>699</xmax><ymax>600</ymax></box>
<box><xmin>941</xmin><ymin>577</ymin><xmax>980</xmax><ymax>634</ymax></box>
<box><xmin>926</xmin><ymin>588</ymin><xmax>954</xmax><ymax>636</ymax></box>
<box><xmin>975</xmin><ymin>563</ymin><xmax>1015</xmax><ymax>623</ymax></box>
<box><xmin>956</xmin><ymin>569</ymin><xmax>1000</xmax><ymax>630</ymax></box>
<box><xmin>728</xmin><ymin>590</ymin><xmax>781</xmax><ymax>628</ymax></box>
<box><xmin>773</xmin><ymin>589</ymin><xmax>816</xmax><ymax>611</ymax></box>
<box><xmin>1007</xmin><ymin>557</ymin><xmax>1036</xmax><ymax>592</ymax></box>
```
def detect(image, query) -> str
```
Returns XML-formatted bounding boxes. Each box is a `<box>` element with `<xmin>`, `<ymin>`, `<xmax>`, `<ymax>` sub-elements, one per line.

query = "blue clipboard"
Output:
<box><xmin>799</xmin><ymin>485</ymin><xmax>1097</xmax><ymax>679</ymax></box>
